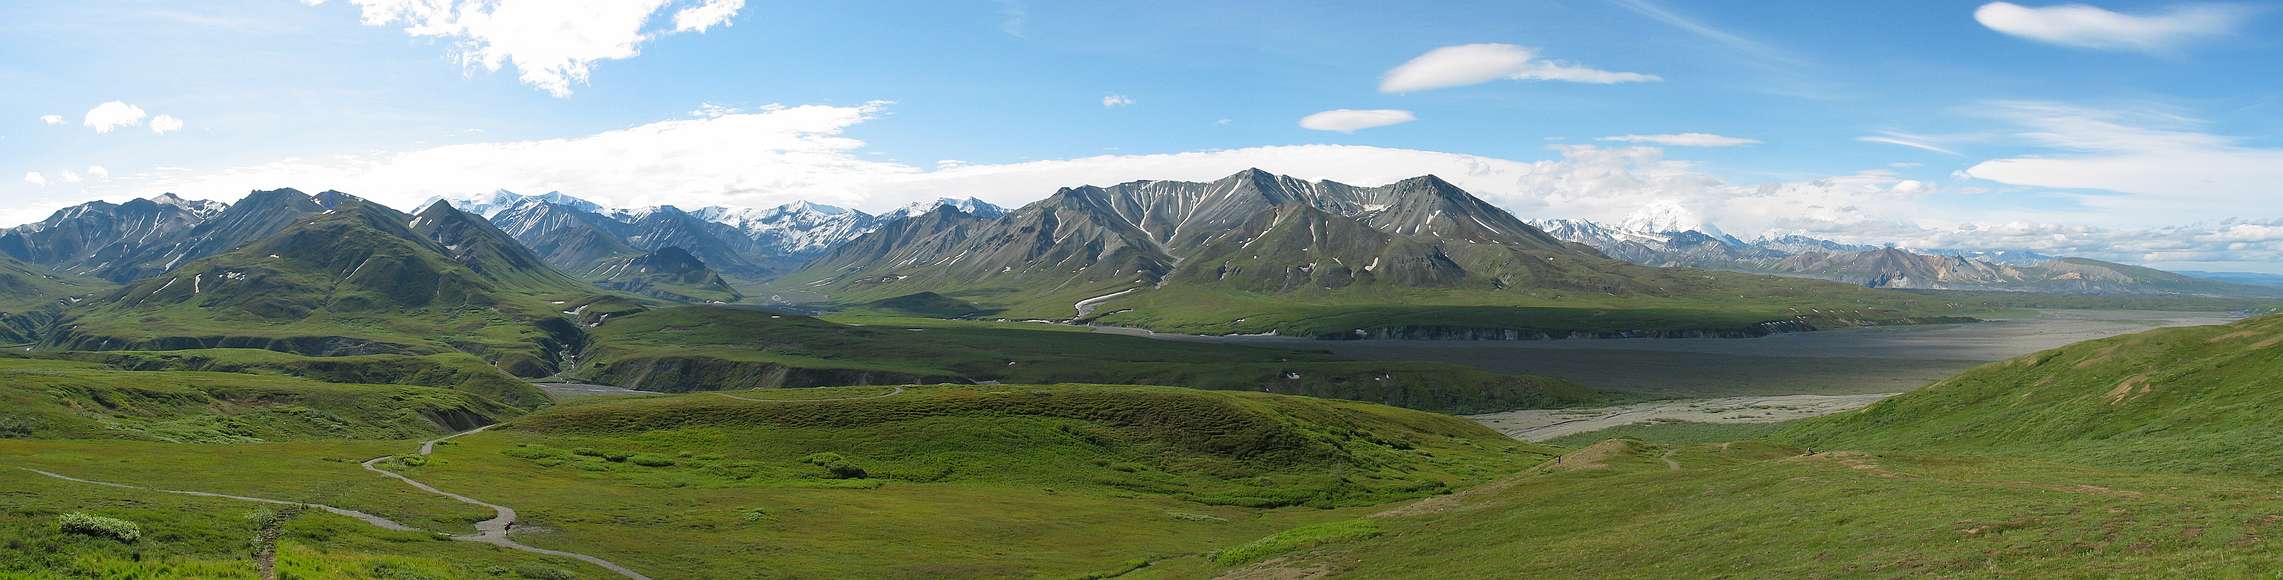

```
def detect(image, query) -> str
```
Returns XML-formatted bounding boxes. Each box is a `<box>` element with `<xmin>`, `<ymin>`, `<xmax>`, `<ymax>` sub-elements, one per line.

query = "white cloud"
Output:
<box><xmin>344</xmin><ymin>0</ymin><xmax>745</xmax><ymax>97</ymax></box>
<box><xmin>1297</xmin><ymin>109</ymin><xmax>1416</xmax><ymax>133</ymax></box>
<box><xmin>59</xmin><ymin>171</ymin><xmax>83</xmax><ymax>184</ymax></box>
<box><xmin>83</xmin><ymin>101</ymin><xmax>148</xmax><ymax>133</ymax></box>
<box><xmin>1215</xmin><ymin>118</ymin><xmax>1232</xmax><ymax>127</ymax></box>
<box><xmin>22</xmin><ymin>172</ymin><xmax>46</xmax><ymax>187</ymax></box>
<box><xmin>39</xmin><ymin>115</ymin><xmax>63</xmax><ymax>126</ymax></box>
<box><xmin>1380</xmin><ymin>43</ymin><xmax>1658</xmax><ymax>92</ymax></box>
<box><xmin>1974</xmin><ymin>2</ymin><xmax>2249</xmax><ymax>53</ymax></box>
<box><xmin>149</xmin><ymin>114</ymin><xmax>185</xmax><ymax>135</ymax></box>
<box><xmin>1101</xmin><ymin>95</ymin><xmax>1135</xmax><ymax>108</ymax></box>
<box><xmin>1598</xmin><ymin>133</ymin><xmax>1760</xmax><ymax>147</ymax></box>
<box><xmin>85</xmin><ymin>165</ymin><xmax>109</xmax><ymax>180</ymax></box>
<box><xmin>1856</xmin><ymin>132</ymin><xmax>1961</xmax><ymax>156</ymax></box>
<box><xmin>671</xmin><ymin>0</ymin><xmax>743</xmax><ymax>32</ymax></box>
<box><xmin>118</xmin><ymin>102</ymin><xmax>912</xmax><ymax>211</ymax></box>
<box><xmin>1963</xmin><ymin>101</ymin><xmax>2283</xmax><ymax>219</ymax></box>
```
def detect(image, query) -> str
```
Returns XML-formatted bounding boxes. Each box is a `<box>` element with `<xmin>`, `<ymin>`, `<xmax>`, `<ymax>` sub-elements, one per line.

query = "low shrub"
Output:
<box><xmin>1210</xmin><ymin>519</ymin><xmax>1380</xmax><ymax>566</ymax></box>
<box><xmin>629</xmin><ymin>453</ymin><xmax>675</xmax><ymax>467</ymax></box>
<box><xmin>56</xmin><ymin>513</ymin><xmax>140</xmax><ymax>543</ymax></box>
<box><xmin>801</xmin><ymin>452</ymin><xmax>868</xmax><ymax>479</ymax></box>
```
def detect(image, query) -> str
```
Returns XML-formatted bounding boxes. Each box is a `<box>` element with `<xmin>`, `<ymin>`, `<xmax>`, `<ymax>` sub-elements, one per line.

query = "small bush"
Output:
<box><xmin>629</xmin><ymin>453</ymin><xmax>675</xmax><ymax>467</ymax></box>
<box><xmin>56</xmin><ymin>513</ymin><xmax>140</xmax><ymax>543</ymax></box>
<box><xmin>801</xmin><ymin>452</ymin><xmax>868</xmax><ymax>479</ymax></box>
<box><xmin>1168</xmin><ymin>512</ymin><xmax>1230</xmax><ymax>523</ymax></box>
<box><xmin>500</xmin><ymin>446</ymin><xmax>562</xmax><ymax>460</ymax></box>
<box><xmin>395</xmin><ymin>455</ymin><xmax>427</xmax><ymax>468</ymax></box>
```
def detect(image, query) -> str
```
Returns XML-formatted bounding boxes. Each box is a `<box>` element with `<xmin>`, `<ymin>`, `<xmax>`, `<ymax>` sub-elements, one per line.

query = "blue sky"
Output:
<box><xmin>4</xmin><ymin>1</ymin><xmax>2281</xmax><ymax>270</ymax></box>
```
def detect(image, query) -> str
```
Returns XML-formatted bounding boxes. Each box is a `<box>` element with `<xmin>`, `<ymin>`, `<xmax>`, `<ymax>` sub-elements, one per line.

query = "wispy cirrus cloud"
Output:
<box><xmin>1598</xmin><ymin>133</ymin><xmax>1759</xmax><ymax>147</ymax></box>
<box><xmin>1856</xmin><ymin>131</ymin><xmax>1962</xmax><ymax>156</ymax></box>
<box><xmin>1963</xmin><ymin>100</ymin><xmax>2283</xmax><ymax>215</ymax></box>
<box><xmin>1380</xmin><ymin>43</ymin><xmax>1657</xmax><ymax>92</ymax></box>
<box><xmin>1974</xmin><ymin>2</ymin><xmax>2254</xmax><ymax>54</ymax></box>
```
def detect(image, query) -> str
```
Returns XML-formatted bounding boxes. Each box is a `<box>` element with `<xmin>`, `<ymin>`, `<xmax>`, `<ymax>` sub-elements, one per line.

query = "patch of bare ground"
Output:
<box><xmin>1215</xmin><ymin>557</ymin><xmax>1337</xmax><ymax>580</ymax></box>
<box><xmin>2074</xmin><ymin>345</ymin><xmax>2121</xmax><ymax>369</ymax></box>
<box><xmin>1789</xmin><ymin>451</ymin><xmax>1906</xmax><ymax>479</ymax></box>
<box><xmin>2254</xmin><ymin>335</ymin><xmax>2283</xmax><ymax>350</ymax></box>
<box><xmin>2106</xmin><ymin>373</ymin><xmax>2153</xmax><ymax>405</ymax></box>
<box><xmin>1545</xmin><ymin>439</ymin><xmax>1637</xmax><ymax>472</ymax></box>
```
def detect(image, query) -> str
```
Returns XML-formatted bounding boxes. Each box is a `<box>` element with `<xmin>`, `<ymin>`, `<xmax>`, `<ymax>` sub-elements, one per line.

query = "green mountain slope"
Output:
<box><xmin>389</xmin><ymin>384</ymin><xmax>1549</xmax><ymax>577</ymax></box>
<box><xmin>0</xmin><ymin>356</ymin><xmax>515</xmax><ymax>442</ymax></box>
<box><xmin>44</xmin><ymin>191</ymin><xmax>614</xmax><ymax>392</ymax></box>
<box><xmin>776</xmin><ymin>170</ymin><xmax>1981</xmax><ymax>337</ymax></box>
<box><xmin>586</xmin><ymin>246</ymin><xmax>741</xmax><ymax>303</ymax></box>
<box><xmin>1777</xmin><ymin>313</ymin><xmax>2283</xmax><ymax>476</ymax></box>
<box><xmin>0</xmin><ymin>254</ymin><xmax>111</xmax><ymax>344</ymax></box>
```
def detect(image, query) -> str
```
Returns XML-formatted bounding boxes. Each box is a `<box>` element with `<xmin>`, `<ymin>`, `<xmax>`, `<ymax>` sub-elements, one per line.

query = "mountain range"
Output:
<box><xmin>2</xmin><ymin>173</ymin><xmax>2273</xmax><ymax>344</ymax></box>
<box><xmin>1530</xmin><ymin>216</ymin><xmax>2282</xmax><ymax>297</ymax></box>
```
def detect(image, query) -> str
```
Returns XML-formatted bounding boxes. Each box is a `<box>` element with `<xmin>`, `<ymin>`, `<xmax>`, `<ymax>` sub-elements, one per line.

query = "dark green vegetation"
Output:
<box><xmin>0</xmin><ymin>356</ymin><xmax>515</xmax><ymax>441</ymax></box>
<box><xmin>774</xmin><ymin>170</ymin><xmax>1989</xmax><ymax>338</ymax></box>
<box><xmin>399</xmin><ymin>384</ymin><xmax>1545</xmax><ymax>577</ymax></box>
<box><xmin>573</xmin><ymin>305</ymin><xmax>1608</xmax><ymax>413</ymax></box>
<box><xmin>1778</xmin><ymin>314</ymin><xmax>2283</xmax><ymax>476</ymax></box>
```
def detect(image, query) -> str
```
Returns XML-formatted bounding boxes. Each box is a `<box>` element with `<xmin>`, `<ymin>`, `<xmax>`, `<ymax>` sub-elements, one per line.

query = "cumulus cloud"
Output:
<box><xmin>1597</xmin><ymin>133</ymin><xmax>1759</xmax><ymax>147</ymax></box>
<box><xmin>83</xmin><ymin>101</ymin><xmax>148</xmax><ymax>133</ymax></box>
<box><xmin>671</xmin><ymin>0</ymin><xmax>743</xmax><ymax>33</ymax></box>
<box><xmin>1974</xmin><ymin>2</ymin><xmax>2250</xmax><ymax>53</ymax></box>
<box><xmin>39</xmin><ymin>115</ymin><xmax>63</xmax><ymax>125</ymax></box>
<box><xmin>1297</xmin><ymin>109</ymin><xmax>1416</xmax><ymax>133</ymax></box>
<box><xmin>343</xmin><ymin>0</ymin><xmax>747</xmax><ymax>97</ymax></box>
<box><xmin>114</xmin><ymin>102</ymin><xmax>911</xmax><ymax>211</ymax></box>
<box><xmin>1381</xmin><ymin>43</ymin><xmax>1658</xmax><ymax>92</ymax></box>
<box><xmin>23</xmin><ymin>172</ymin><xmax>46</xmax><ymax>187</ymax></box>
<box><xmin>1100</xmin><ymin>94</ymin><xmax>1135</xmax><ymax>108</ymax></box>
<box><xmin>59</xmin><ymin>171</ymin><xmax>83</xmax><ymax>184</ymax></box>
<box><xmin>149</xmin><ymin>114</ymin><xmax>185</xmax><ymax>135</ymax></box>
<box><xmin>85</xmin><ymin>165</ymin><xmax>109</xmax><ymax>180</ymax></box>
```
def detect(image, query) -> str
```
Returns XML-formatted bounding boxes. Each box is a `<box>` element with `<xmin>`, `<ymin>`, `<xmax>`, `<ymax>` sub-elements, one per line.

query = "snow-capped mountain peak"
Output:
<box><xmin>1618</xmin><ymin>200</ymin><xmax>1727</xmax><ymax>239</ymax></box>
<box><xmin>890</xmin><ymin>197</ymin><xmax>1005</xmax><ymax>220</ymax></box>
<box><xmin>423</xmin><ymin>189</ymin><xmax>604</xmax><ymax>219</ymax></box>
<box><xmin>148</xmin><ymin>193</ymin><xmax>227</xmax><ymax>218</ymax></box>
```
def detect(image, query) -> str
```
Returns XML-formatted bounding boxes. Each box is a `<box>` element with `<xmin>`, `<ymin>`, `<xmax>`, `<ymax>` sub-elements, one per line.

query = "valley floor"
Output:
<box><xmin>1142</xmin><ymin>309</ymin><xmax>2236</xmax><ymax>397</ymax></box>
<box><xmin>1468</xmin><ymin>393</ymin><xmax>1893</xmax><ymax>442</ymax></box>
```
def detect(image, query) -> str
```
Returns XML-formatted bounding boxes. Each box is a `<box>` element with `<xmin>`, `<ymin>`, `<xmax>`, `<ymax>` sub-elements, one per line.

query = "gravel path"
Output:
<box><xmin>363</xmin><ymin>426</ymin><xmax>652</xmax><ymax>579</ymax></box>
<box><xmin>19</xmin><ymin>467</ymin><xmax>416</xmax><ymax>532</ymax></box>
